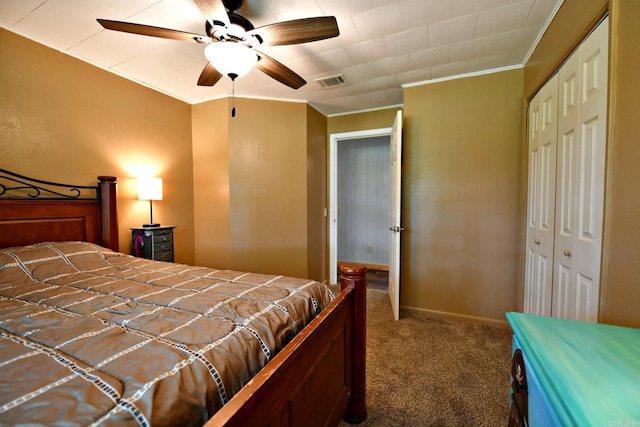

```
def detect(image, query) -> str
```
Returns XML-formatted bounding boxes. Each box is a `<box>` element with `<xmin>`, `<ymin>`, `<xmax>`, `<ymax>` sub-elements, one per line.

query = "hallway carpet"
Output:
<box><xmin>333</xmin><ymin>287</ymin><xmax>513</xmax><ymax>427</ymax></box>
<box><xmin>365</xmin><ymin>269</ymin><xmax>389</xmax><ymax>291</ymax></box>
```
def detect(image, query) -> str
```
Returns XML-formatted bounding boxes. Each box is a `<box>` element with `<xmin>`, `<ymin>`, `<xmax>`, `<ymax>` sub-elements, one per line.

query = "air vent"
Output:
<box><xmin>315</xmin><ymin>74</ymin><xmax>348</xmax><ymax>89</ymax></box>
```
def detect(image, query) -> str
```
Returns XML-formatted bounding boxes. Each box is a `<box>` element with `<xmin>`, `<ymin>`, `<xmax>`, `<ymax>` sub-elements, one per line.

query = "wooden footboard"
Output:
<box><xmin>207</xmin><ymin>264</ymin><xmax>367</xmax><ymax>427</ymax></box>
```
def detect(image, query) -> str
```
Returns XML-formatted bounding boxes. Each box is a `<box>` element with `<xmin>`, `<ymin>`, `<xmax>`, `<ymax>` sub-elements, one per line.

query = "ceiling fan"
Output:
<box><xmin>97</xmin><ymin>0</ymin><xmax>340</xmax><ymax>90</ymax></box>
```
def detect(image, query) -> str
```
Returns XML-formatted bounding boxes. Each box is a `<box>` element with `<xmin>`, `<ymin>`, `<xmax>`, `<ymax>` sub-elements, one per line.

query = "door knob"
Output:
<box><xmin>534</xmin><ymin>239</ymin><xmax>540</xmax><ymax>245</ymax></box>
<box><xmin>564</xmin><ymin>249</ymin><xmax>572</xmax><ymax>257</ymax></box>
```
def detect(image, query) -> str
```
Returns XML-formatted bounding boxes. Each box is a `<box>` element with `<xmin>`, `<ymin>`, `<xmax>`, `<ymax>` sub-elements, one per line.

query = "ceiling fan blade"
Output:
<box><xmin>255</xmin><ymin>51</ymin><xmax>306</xmax><ymax>89</ymax></box>
<box><xmin>97</xmin><ymin>19</ymin><xmax>211</xmax><ymax>43</ymax></box>
<box><xmin>197</xmin><ymin>63</ymin><xmax>223</xmax><ymax>86</ymax></box>
<box><xmin>248</xmin><ymin>16</ymin><xmax>339</xmax><ymax>46</ymax></box>
<box><xmin>193</xmin><ymin>0</ymin><xmax>230</xmax><ymax>27</ymax></box>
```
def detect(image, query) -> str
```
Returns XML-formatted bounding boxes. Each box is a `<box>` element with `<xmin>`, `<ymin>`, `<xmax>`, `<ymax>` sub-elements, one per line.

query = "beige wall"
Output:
<box><xmin>522</xmin><ymin>0</ymin><xmax>640</xmax><ymax>328</ymax></box>
<box><xmin>193</xmin><ymin>97</ymin><xmax>313</xmax><ymax>278</ymax></box>
<box><xmin>228</xmin><ymin>98</ymin><xmax>309</xmax><ymax>278</ymax></box>
<box><xmin>402</xmin><ymin>70</ymin><xmax>523</xmax><ymax>324</ymax></box>
<box><xmin>604</xmin><ymin>0</ymin><xmax>640</xmax><ymax>328</ymax></box>
<box><xmin>328</xmin><ymin>109</ymin><xmax>399</xmax><ymax>135</ymax></box>
<box><xmin>0</xmin><ymin>29</ymin><xmax>196</xmax><ymax>263</ymax></box>
<box><xmin>191</xmin><ymin>98</ymin><xmax>231</xmax><ymax>268</ymax></box>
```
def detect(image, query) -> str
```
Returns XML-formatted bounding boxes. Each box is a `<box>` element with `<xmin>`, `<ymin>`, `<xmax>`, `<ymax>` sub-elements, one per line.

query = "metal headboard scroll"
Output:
<box><xmin>0</xmin><ymin>168</ymin><xmax>100</xmax><ymax>200</ymax></box>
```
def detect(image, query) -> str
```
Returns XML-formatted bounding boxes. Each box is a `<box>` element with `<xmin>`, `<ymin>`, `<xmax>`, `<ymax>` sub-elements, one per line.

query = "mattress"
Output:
<box><xmin>0</xmin><ymin>241</ymin><xmax>334</xmax><ymax>426</ymax></box>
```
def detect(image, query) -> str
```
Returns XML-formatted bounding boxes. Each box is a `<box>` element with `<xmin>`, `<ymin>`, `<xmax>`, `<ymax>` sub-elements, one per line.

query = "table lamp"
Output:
<box><xmin>138</xmin><ymin>177</ymin><xmax>162</xmax><ymax>227</ymax></box>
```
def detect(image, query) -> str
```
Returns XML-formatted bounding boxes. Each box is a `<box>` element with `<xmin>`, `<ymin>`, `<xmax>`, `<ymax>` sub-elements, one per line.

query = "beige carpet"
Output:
<box><xmin>333</xmin><ymin>287</ymin><xmax>513</xmax><ymax>427</ymax></box>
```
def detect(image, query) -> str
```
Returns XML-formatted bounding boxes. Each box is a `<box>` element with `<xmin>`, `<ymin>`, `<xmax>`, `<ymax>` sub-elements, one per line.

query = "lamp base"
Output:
<box><xmin>142</xmin><ymin>223</ymin><xmax>160</xmax><ymax>228</ymax></box>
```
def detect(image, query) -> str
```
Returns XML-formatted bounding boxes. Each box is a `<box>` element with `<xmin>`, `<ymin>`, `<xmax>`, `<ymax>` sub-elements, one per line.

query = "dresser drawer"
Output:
<box><xmin>153</xmin><ymin>250</ymin><xmax>174</xmax><ymax>262</ymax></box>
<box><xmin>154</xmin><ymin>241</ymin><xmax>173</xmax><ymax>252</ymax></box>
<box><xmin>153</xmin><ymin>233</ymin><xmax>173</xmax><ymax>244</ymax></box>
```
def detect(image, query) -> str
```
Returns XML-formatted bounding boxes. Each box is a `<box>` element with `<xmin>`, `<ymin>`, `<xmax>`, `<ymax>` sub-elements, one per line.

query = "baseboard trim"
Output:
<box><xmin>400</xmin><ymin>305</ymin><xmax>510</xmax><ymax>328</ymax></box>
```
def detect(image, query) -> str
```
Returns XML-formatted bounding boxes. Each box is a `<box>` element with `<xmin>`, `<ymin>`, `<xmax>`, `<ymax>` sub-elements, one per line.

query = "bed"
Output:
<box><xmin>0</xmin><ymin>169</ymin><xmax>367</xmax><ymax>426</ymax></box>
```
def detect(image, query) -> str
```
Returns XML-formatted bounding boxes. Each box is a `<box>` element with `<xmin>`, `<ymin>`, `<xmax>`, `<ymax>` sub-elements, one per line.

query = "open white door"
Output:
<box><xmin>389</xmin><ymin>110</ymin><xmax>403</xmax><ymax>320</ymax></box>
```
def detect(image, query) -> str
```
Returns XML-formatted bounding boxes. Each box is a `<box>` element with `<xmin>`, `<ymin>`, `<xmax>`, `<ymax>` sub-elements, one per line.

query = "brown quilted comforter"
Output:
<box><xmin>0</xmin><ymin>242</ymin><xmax>334</xmax><ymax>426</ymax></box>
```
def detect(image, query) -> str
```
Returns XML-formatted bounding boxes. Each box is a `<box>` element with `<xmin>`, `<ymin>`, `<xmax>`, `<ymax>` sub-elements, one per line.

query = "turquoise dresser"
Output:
<box><xmin>506</xmin><ymin>312</ymin><xmax>640</xmax><ymax>426</ymax></box>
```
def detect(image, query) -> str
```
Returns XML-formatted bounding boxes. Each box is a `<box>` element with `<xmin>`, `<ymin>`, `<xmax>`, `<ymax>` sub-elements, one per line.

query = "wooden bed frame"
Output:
<box><xmin>0</xmin><ymin>169</ymin><xmax>366</xmax><ymax>426</ymax></box>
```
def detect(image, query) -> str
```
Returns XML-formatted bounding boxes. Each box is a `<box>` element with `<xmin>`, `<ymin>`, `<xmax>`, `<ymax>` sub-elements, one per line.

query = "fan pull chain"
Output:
<box><xmin>231</xmin><ymin>74</ymin><xmax>237</xmax><ymax>118</ymax></box>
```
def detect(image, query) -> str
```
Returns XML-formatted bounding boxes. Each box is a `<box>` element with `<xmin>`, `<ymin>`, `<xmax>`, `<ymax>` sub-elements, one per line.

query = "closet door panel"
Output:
<box><xmin>539</xmin><ymin>142</ymin><xmax>555</xmax><ymax>236</ymax></box>
<box><xmin>555</xmin><ymin>264</ymin><xmax>572</xmax><ymax>318</ymax></box>
<box><xmin>536</xmin><ymin>80</ymin><xmax>558</xmax><ymax>317</ymax></box>
<box><xmin>524</xmin><ymin>247</ymin><xmax>536</xmax><ymax>313</ymax></box>
<box><xmin>557</xmin><ymin>130</ymin><xmax>576</xmax><ymax>239</ymax></box>
<box><xmin>554</xmin><ymin>129</ymin><xmax>576</xmax><ymax>319</ymax></box>
<box><xmin>575</xmin><ymin>273</ymin><xmax>595</xmax><ymax>320</ymax></box>
<box><xmin>524</xmin><ymin>75</ymin><xmax>557</xmax><ymax>316</ymax></box>
<box><xmin>577</xmin><ymin>119</ymin><xmax>601</xmax><ymax>244</ymax></box>
<box><xmin>552</xmin><ymin>18</ymin><xmax>608</xmax><ymax>322</ymax></box>
<box><xmin>553</xmin><ymin>51</ymin><xmax>579</xmax><ymax>318</ymax></box>
<box><xmin>573</xmin><ymin>19</ymin><xmax>608</xmax><ymax>321</ymax></box>
<box><xmin>524</xmin><ymin>94</ymin><xmax>540</xmax><ymax>315</ymax></box>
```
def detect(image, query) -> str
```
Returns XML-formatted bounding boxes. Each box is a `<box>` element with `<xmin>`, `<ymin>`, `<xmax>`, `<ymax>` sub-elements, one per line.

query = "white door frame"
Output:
<box><xmin>329</xmin><ymin>127</ymin><xmax>392</xmax><ymax>285</ymax></box>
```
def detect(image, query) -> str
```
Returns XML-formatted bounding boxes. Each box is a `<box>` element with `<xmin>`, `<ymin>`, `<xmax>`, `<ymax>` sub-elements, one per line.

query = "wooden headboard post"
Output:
<box><xmin>339</xmin><ymin>263</ymin><xmax>368</xmax><ymax>424</ymax></box>
<box><xmin>98</xmin><ymin>176</ymin><xmax>119</xmax><ymax>251</ymax></box>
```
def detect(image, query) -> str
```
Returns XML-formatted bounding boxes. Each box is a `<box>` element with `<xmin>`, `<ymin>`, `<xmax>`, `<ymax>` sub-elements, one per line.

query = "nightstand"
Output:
<box><xmin>131</xmin><ymin>226</ymin><xmax>175</xmax><ymax>262</ymax></box>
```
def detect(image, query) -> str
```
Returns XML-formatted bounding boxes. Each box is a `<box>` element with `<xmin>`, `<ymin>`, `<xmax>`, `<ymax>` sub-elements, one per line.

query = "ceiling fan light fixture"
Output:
<box><xmin>205</xmin><ymin>42</ymin><xmax>258</xmax><ymax>78</ymax></box>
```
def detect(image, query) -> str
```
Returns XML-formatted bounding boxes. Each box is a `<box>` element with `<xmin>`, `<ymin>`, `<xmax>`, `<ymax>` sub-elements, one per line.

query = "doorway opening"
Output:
<box><xmin>329</xmin><ymin>127</ymin><xmax>392</xmax><ymax>286</ymax></box>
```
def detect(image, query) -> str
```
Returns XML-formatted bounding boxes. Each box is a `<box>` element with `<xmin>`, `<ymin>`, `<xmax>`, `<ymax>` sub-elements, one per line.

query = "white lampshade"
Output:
<box><xmin>138</xmin><ymin>177</ymin><xmax>163</xmax><ymax>201</ymax></box>
<box><xmin>204</xmin><ymin>42</ymin><xmax>258</xmax><ymax>78</ymax></box>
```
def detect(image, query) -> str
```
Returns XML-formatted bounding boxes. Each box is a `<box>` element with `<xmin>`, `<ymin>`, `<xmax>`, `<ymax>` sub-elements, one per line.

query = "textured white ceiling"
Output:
<box><xmin>0</xmin><ymin>0</ymin><xmax>563</xmax><ymax>115</ymax></box>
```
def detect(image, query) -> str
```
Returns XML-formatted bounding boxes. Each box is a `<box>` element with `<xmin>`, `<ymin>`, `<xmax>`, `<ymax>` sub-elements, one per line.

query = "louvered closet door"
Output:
<box><xmin>524</xmin><ymin>75</ymin><xmax>558</xmax><ymax>316</ymax></box>
<box><xmin>552</xmin><ymin>18</ymin><xmax>608</xmax><ymax>321</ymax></box>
